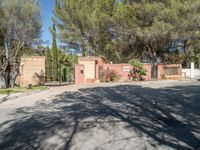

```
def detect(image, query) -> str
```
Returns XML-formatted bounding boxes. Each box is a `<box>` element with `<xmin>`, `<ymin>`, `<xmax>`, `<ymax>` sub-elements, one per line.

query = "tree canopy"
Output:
<box><xmin>54</xmin><ymin>0</ymin><xmax>200</xmax><ymax>64</ymax></box>
<box><xmin>0</xmin><ymin>0</ymin><xmax>42</xmax><ymax>88</ymax></box>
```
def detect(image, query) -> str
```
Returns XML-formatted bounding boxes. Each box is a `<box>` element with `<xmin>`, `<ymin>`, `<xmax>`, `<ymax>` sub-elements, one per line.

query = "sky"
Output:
<box><xmin>40</xmin><ymin>0</ymin><xmax>55</xmax><ymax>46</ymax></box>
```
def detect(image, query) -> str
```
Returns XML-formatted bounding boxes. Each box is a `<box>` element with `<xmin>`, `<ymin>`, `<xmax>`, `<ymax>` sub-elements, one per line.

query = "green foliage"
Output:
<box><xmin>45</xmin><ymin>36</ymin><xmax>77</xmax><ymax>82</ymax></box>
<box><xmin>54</xmin><ymin>0</ymin><xmax>116</xmax><ymax>57</ymax></box>
<box><xmin>128</xmin><ymin>59</ymin><xmax>146</xmax><ymax>81</ymax></box>
<box><xmin>0</xmin><ymin>0</ymin><xmax>42</xmax><ymax>88</ymax></box>
<box><xmin>53</xmin><ymin>0</ymin><xmax>200</xmax><ymax>64</ymax></box>
<box><xmin>59</xmin><ymin>53</ymin><xmax>77</xmax><ymax>82</ymax></box>
<box><xmin>0</xmin><ymin>0</ymin><xmax>42</xmax><ymax>58</ymax></box>
<box><xmin>50</xmin><ymin>24</ymin><xmax>59</xmax><ymax>81</ymax></box>
<box><xmin>0</xmin><ymin>86</ymin><xmax>47</xmax><ymax>95</ymax></box>
<box><xmin>138</xmin><ymin>68</ymin><xmax>147</xmax><ymax>76</ymax></box>
<box><xmin>128</xmin><ymin>59</ymin><xmax>143</xmax><ymax>68</ymax></box>
<box><xmin>99</xmin><ymin>70</ymin><xmax>120</xmax><ymax>82</ymax></box>
<box><xmin>45</xmin><ymin>47</ymin><xmax>52</xmax><ymax>81</ymax></box>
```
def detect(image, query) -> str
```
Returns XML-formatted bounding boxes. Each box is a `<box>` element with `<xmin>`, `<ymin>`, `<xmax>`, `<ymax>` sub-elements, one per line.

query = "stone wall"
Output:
<box><xmin>16</xmin><ymin>56</ymin><xmax>45</xmax><ymax>87</ymax></box>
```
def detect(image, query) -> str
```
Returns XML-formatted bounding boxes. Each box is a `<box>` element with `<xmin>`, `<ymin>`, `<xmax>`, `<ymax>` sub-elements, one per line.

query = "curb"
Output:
<box><xmin>0</xmin><ymin>87</ymin><xmax>49</xmax><ymax>104</ymax></box>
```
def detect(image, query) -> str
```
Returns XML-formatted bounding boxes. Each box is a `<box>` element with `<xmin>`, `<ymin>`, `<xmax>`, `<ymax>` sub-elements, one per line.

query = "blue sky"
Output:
<box><xmin>40</xmin><ymin>0</ymin><xmax>54</xmax><ymax>46</ymax></box>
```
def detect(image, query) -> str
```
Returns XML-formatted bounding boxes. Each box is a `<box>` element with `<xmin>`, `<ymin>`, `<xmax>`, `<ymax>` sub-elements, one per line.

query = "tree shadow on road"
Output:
<box><xmin>0</xmin><ymin>84</ymin><xmax>200</xmax><ymax>150</ymax></box>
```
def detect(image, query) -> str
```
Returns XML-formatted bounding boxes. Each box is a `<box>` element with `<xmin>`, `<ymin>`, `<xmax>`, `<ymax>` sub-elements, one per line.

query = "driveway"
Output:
<box><xmin>0</xmin><ymin>81</ymin><xmax>200</xmax><ymax>150</ymax></box>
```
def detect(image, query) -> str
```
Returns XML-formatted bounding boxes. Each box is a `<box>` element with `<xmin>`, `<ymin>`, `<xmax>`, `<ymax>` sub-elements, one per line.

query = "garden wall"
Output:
<box><xmin>157</xmin><ymin>64</ymin><xmax>182</xmax><ymax>80</ymax></box>
<box><xmin>182</xmin><ymin>69</ymin><xmax>200</xmax><ymax>78</ymax></box>
<box><xmin>74</xmin><ymin>57</ymin><xmax>182</xmax><ymax>84</ymax></box>
<box><xmin>15</xmin><ymin>56</ymin><xmax>45</xmax><ymax>87</ymax></box>
<box><xmin>103</xmin><ymin>63</ymin><xmax>151</xmax><ymax>82</ymax></box>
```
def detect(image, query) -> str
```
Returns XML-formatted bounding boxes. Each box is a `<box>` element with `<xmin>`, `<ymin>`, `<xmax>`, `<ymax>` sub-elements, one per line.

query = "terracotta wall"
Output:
<box><xmin>74</xmin><ymin>57</ymin><xmax>153</xmax><ymax>84</ymax></box>
<box><xmin>16</xmin><ymin>56</ymin><xmax>45</xmax><ymax>87</ymax></box>
<box><xmin>78</xmin><ymin>57</ymin><xmax>106</xmax><ymax>66</ymax></box>
<box><xmin>76</xmin><ymin>57</ymin><xmax>106</xmax><ymax>83</ymax></box>
<box><xmin>74</xmin><ymin>65</ymin><xmax>85</xmax><ymax>84</ymax></box>
<box><xmin>79</xmin><ymin>60</ymin><xmax>95</xmax><ymax>80</ymax></box>
<box><xmin>102</xmin><ymin>63</ymin><xmax>152</xmax><ymax>82</ymax></box>
<box><xmin>157</xmin><ymin>64</ymin><xmax>164</xmax><ymax>80</ymax></box>
<box><xmin>103</xmin><ymin>64</ymin><xmax>132</xmax><ymax>82</ymax></box>
<box><xmin>157</xmin><ymin>64</ymin><xmax>182</xmax><ymax>80</ymax></box>
<box><xmin>143</xmin><ymin>64</ymin><xmax>152</xmax><ymax>80</ymax></box>
<box><xmin>75</xmin><ymin>57</ymin><xmax>182</xmax><ymax>84</ymax></box>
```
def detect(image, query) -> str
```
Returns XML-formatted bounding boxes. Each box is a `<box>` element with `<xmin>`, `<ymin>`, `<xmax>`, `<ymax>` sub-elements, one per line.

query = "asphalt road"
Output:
<box><xmin>0</xmin><ymin>81</ymin><xmax>200</xmax><ymax>150</ymax></box>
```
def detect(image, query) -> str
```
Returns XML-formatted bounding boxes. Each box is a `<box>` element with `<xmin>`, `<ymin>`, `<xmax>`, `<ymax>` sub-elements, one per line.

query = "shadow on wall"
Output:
<box><xmin>0</xmin><ymin>85</ymin><xmax>200</xmax><ymax>150</ymax></box>
<box><xmin>33</xmin><ymin>71</ymin><xmax>46</xmax><ymax>85</ymax></box>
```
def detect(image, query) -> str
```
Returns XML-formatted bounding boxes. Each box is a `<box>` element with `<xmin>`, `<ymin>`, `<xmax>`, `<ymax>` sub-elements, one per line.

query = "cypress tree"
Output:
<box><xmin>50</xmin><ymin>24</ymin><xmax>59</xmax><ymax>81</ymax></box>
<box><xmin>45</xmin><ymin>46</ymin><xmax>52</xmax><ymax>81</ymax></box>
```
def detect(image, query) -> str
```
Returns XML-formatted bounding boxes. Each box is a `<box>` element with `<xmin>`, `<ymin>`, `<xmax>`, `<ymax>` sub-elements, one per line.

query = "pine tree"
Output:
<box><xmin>53</xmin><ymin>0</ymin><xmax>200</xmax><ymax>64</ymax></box>
<box><xmin>53</xmin><ymin>0</ymin><xmax>115</xmax><ymax>57</ymax></box>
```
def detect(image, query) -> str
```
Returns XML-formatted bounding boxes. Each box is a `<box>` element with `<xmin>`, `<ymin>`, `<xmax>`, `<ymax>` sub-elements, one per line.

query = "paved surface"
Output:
<box><xmin>0</xmin><ymin>88</ymin><xmax>49</xmax><ymax>104</ymax></box>
<box><xmin>0</xmin><ymin>81</ymin><xmax>200</xmax><ymax>150</ymax></box>
<box><xmin>0</xmin><ymin>93</ymin><xmax>23</xmax><ymax>103</ymax></box>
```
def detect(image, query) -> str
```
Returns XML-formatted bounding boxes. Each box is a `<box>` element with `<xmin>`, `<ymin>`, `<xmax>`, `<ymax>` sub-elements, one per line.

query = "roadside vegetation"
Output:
<box><xmin>0</xmin><ymin>86</ymin><xmax>47</xmax><ymax>95</ymax></box>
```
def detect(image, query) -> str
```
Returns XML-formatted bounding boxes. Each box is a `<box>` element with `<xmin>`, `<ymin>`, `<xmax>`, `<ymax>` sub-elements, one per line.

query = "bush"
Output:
<box><xmin>99</xmin><ymin>70</ymin><xmax>120</xmax><ymax>82</ymax></box>
<box><xmin>129</xmin><ymin>59</ymin><xmax>143</xmax><ymax>68</ymax></box>
<box><xmin>128</xmin><ymin>59</ymin><xmax>147</xmax><ymax>81</ymax></box>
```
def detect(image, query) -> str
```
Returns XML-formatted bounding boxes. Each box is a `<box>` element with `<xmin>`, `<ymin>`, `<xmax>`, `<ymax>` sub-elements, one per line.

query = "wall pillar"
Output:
<box><xmin>157</xmin><ymin>64</ymin><xmax>164</xmax><ymax>80</ymax></box>
<box><xmin>75</xmin><ymin>65</ymin><xmax>85</xmax><ymax>84</ymax></box>
<box><xmin>191</xmin><ymin>62</ymin><xmax>194</xmax><ymax>78</ymax></box>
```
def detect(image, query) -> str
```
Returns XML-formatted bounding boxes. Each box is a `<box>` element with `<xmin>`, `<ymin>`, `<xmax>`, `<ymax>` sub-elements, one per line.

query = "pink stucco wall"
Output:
<box><xmin>78</xmin><ymin>57</ymin><xmax>106</xmax><ymax>66</ymax></box>
<box><xmin>143</xmin><ymin>64</ymin><xmax>152</xmax><ymax>80</ymax></box>
<box><xmin>77</xmin><ymin>57</ymin><xmax>106</xmax><ymax>82</ymax></box>
<box><xmin>157</xmin><ymin>64</ymin><xmax>164</xmax><ymax>80</ymax></box>
<box><xmin>75</xmin><ymin>57</ymin><xmax>152</xmax><ymax>84</ymax></box>
<box><xmin>103</xmin><ymin>64</ymin><xmax>132</xmax><ymax>82</ymax></box>
<box><xmin>102</xmin><ymin>63</ymin><xmax>152</xmax><ymax>82</ymax></box>
<box><xmin>75</xmin><ymin>64</ymin><xmax>85</xmax><ymax>84</ymax></box>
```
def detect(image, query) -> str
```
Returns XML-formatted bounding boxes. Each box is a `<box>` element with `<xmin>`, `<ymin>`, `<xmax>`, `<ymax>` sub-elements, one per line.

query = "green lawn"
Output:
<box><xmin>0</xmin><ymin>86</ymin><xmax>48</xmax><ymax>95</ymax></box>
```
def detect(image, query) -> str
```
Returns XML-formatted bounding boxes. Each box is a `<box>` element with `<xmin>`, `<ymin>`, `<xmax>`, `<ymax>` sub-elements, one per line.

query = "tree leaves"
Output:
<box><xmin>54</xmin><ymin>0</ymin><xmax>200</xmax><ymax>64</ymax></box>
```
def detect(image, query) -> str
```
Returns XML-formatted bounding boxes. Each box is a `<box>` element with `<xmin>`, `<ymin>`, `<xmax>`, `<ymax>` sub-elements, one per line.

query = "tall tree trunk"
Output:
<box><xmin>0</xmin><ymin>59</ymin><xmax>19</xmax><ymax>89</ymax></box>
<box><xmin>9</xmin><ymin>62</ymin><xmax>19</xmax><ymax>87</ymax></box>
<box><xmin>82</xmin><ymin>45</ymin><xmax>86</xmax><ymax>56</ymax></box>
<box><xmin>183</xmin><ymin>40</ymin><xmax>190</xmax><ymax>56</ymax></box>
<box><xmin>0</xmin><ymin>73</ymin><xmax>6</xmax><ymax>89</ymax></box>
<box><xmin>0</xmin><ymin>55</ymin><xmax>8</xmax><ymax>88</ymax></box>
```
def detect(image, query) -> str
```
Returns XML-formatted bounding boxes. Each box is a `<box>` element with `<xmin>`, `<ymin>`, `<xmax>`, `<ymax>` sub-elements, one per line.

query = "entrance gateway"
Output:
<box><xmin>75</xmin><ymin>57</ymin><xmax>182</xmax><ymax>84</ymax></box>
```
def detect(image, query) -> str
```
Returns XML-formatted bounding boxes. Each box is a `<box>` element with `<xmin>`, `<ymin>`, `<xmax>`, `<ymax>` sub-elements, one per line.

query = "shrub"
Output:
<box><xmin>128</xmin><ymin>59</ymin><xmax>147</xmax><ymax>81</ymax></box>
<box><xmin>99</xmin><ymin>70</ymin><xmax>120</xmax><ymax>82</ymax></box>
<box><xmin>129</xmin><ymin>59</ymin><xmax>143</xmax><ymax>68</ymax></box>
